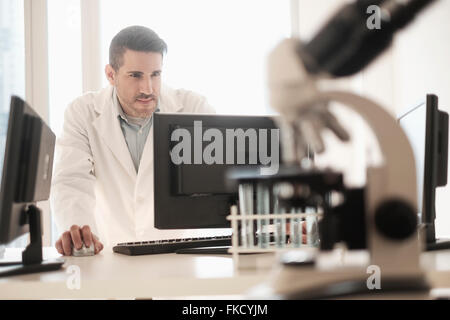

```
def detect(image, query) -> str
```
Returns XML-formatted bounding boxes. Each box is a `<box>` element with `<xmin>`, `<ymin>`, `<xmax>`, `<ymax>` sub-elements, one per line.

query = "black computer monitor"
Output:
<box><xmin>153</xmin><ymin>113</ymin><xmax>280</xmax><ymax>230</ymax></box>
<box><xmin>0</xmin><ymin>96</ymin><xmax>64</xmax><ymax>277</ymax></box>
<box><xmin>398</xmin><ymin>94</ymin><xmax>450</xmax><ymax>251</ymax></box>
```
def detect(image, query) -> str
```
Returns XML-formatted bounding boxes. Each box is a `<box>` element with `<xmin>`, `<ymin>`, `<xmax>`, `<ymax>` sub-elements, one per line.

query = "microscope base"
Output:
<box><xmin>283</xmin><ymin>275</ymin><xmax>430</xmax><ymax>299</ymax></box>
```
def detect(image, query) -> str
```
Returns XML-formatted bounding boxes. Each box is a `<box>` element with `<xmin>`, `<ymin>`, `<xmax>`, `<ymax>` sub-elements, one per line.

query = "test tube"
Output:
<box><xmin>256</xmin><ymin>183</ymin><xmax>270</xmax><ymax>248</ymax></box>
<box><xmin>238</xmin><ymin>183</ymin><xmax>254</xmax><ymax>248</ymax></box>
<box><xmin>312</xmin><ymin>208</ymin><xmax>320</xmax><ymax>247</ymax></box>
<box><xmin>273</xmin><ymin>193</ymin><xmax>286</xmax><ymax>249</ymax></box>
<box><xmin>273</xmin><ymin>194</ymin><xmax>280</xmax><ymax>248</ymax></box>
<box><xmin>305</xmin><ymin>206</ymin><xmax>319</xmax><ymax>247</ymax></box>
<box><xmin>290</xmin><ymin>207</ymin><xmax>302</xmax><ymax>248</ymax></box>
<box><xmin>280</xmin><ymin>207</ymin><xmax>287</xmax><ymax>248</ymax></box>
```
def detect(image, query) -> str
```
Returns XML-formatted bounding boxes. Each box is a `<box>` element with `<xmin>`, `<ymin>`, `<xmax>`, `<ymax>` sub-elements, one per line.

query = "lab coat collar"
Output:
<box><xmin>92</xmin><ymin>86</ymin><xmax>137</xmax><ymax>180</ymax></box>
<box><xmin>91</xmin><ymin>84</ymin><xmax>184</xmax><ymax>181</ymax></box>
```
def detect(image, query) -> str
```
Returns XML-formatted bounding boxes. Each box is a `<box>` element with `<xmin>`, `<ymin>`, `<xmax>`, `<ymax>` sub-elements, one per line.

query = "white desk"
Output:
<box><xmin>0</xmin><ymin>247</ymin><xmax>271</xmax><ymax>299</ymax></box>
<box><xmin>1</xmin><ymin>247</ymin><xmax>450</xmax><ymax>299</ymax></box>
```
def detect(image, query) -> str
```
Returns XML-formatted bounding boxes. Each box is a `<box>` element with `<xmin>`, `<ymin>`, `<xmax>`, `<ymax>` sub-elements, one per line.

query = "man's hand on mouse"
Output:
<box><xmin>55</xmin><ymin>225</ymin><xmax>104</xmax><ymax>256</ymax></box>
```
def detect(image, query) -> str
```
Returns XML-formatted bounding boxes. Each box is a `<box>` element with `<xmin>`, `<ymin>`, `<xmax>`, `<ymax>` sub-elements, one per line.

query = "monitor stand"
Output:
<box><xmin>175</xmin><ymin>246</ymin><xmax>265</xmax><ymax>255</ymax></box>
<box><xmin>0</xmin><ymin>205</ymin><xmax>64</xmax><ymax>278</ymax></box>
<box><xmin>284</xmin><ymin>275</ymin><xmax>430</xmax><ymax>299</ymax></box>
<box><xmin>424</xmin><ymin>222</ymin><xmax>450</xmax><ymax>251</ymax></box>
<box><xmin>175</xmin><ymin>233</ymin><xmax>287</xmax><ymax>255</ymax></box>
<box><xmin>426</xmin><ymin>239</ymin><xmax>450</xmax><ymax>251</ymax></box>
<box><xmin>175</xmin><ymin>246</ymin><xmax>231</xmax><ymax>255</ymax></box>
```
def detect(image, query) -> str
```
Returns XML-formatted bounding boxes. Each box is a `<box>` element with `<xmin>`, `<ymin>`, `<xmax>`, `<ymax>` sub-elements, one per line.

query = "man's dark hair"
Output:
<box><xmin>109</xmin><ymin>25</ymin><xmax>167</xmax><ymax>70</ymax></box>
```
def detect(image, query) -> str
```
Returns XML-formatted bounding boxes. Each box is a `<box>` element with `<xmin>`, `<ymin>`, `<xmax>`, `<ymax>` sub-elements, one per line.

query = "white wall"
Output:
<box><xmin>297</xmin><ymin>0</ymin><xmax>450</xmax><ymax>237</ymax></box>
<box><xmin>37</xmin><ymin>0</ymin><xmax>450</xmax><ymax>243</ymax></box>
<box><xmin>297</xmin><ymin>0</ymin><xmax>371</xmax><ymax>188</ymax></box>
<box><xmin>392</xmin><ymin>1</ymin><xmax>450</xmax><ymax>237</ymax></box>
<box><xmin>362</xmin><ymin>1</ymin><xmax>450</xmax><ymax>237</ymax></box>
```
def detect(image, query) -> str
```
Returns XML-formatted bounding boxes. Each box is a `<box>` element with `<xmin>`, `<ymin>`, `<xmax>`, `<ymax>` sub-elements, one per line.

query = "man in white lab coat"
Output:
<box><xmin>51</xmin><ymin>26</ymin><xmax>217</xmax><ymax>256</ymax></box>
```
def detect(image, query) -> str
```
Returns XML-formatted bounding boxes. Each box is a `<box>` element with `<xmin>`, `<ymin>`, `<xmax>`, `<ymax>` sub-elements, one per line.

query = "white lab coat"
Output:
<box><xmin>50</xmin><ymin>85</ymin><xmax>230</xmax><ymax>246</ymax></box>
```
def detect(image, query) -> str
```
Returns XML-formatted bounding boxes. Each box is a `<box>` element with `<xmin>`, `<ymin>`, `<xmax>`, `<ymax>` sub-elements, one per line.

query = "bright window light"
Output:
<box><xmin>0</xmin><ymin>0</ymin><xmax>25</xmax><ymax>113</ymax></box>
<box><xmin>0</xmin><ymin>0</ymin><xmax>25</xmax><ymax>248</ymax></box>
<box><xmin>47</xmin><ymin>0</ymin><xmax>83</xmax><ymax>245</ymax></box>
<box><xmin>99</xmin><ymin>0</ymin><xmax>291</xmax><ymax>115</ymax></box>
<box><xmin>48</xmin><ymin>0</ymin><xmax>82</xmax><ymax>138</ymax></box>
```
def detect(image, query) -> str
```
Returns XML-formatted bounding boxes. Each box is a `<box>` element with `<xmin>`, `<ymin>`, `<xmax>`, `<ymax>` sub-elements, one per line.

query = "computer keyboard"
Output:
<box><xmin>112</xmin><ymin>235</ymin><xmax>232</xmax><ymax>255</ymax></box>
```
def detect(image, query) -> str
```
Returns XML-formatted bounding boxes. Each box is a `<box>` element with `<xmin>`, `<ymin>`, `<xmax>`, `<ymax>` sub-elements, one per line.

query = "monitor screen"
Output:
<box><xmin>0</xmin><ymin>107</ymin><xmax>9</xmax><ymax>188</ymax></box>
<box><xmin>398</xmin><ymin>100</ymin><xmax>427</xmax><ymax>221</ymax></box>
<box><xmin>0</xmin><ymin>96</ymin><xmax>63</xmax><ymax>276</ymax></box>
<box><xmin>153</xmin><ymin>113</ymin><xmax>280</xmax><ymax>231</ymax></box>
<box><xmin>398</xmin><ymin>94</ymin><xmax>448</xmax><ymax>244</ymax></box>
<box><xmin>0</xmin><ymin>96</ymin><xmax>55</xmax><ymax>244</ymax></box>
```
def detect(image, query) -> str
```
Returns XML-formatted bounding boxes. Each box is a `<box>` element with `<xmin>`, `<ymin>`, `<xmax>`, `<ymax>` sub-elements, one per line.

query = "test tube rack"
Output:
<box><xmin>225</xmin><ymin>166</ymin><xmax>344</xmax><ymax>269</ymax></box>
<box><xmin>226</xmin><ymin>204</ymin><xmax>322</xmax><ymax>269</ymax></box>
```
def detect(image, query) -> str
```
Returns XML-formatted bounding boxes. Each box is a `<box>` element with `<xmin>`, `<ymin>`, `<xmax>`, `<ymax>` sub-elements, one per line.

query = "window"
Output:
<box><xmin>45</xmin><ymin>0</ymin><xmax>292</xmax><ymax>244</ymax></box>
<box><xmin>47</xmin><ymin>0</ymin><xmax>82</xmax><ymax>138</ymax></box>
<box><xmin>0</xmin><ymin>0</ymin><xmax>26</xmax><ymax>248</ymax></box>
<box><xmin>47</xmin><ymin>0</ymin><xmax>82</xmax><ymax>244</ymax></box>
<box><xmin>0</xmin><ymin>0</ymin><xmax>25</xmax><ymax>113</ymax></box>
<box><xmin>99</xmin><ymin>0</ymin><xmax>291</xmax><ymax>115</ymax></box>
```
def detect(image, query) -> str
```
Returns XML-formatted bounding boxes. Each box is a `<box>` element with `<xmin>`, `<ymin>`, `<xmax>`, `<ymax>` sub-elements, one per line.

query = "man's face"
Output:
<box><xmin>105</xmin><ymin>49</ymin><xmax>162</xmax><ymax>118</ymax></box>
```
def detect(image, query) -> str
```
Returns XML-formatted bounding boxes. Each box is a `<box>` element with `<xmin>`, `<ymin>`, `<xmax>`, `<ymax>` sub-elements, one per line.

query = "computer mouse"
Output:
<box><xmin>72</xmin><ymin>243</ymin><xmax>95</xmax><ymax>257</ymax></box>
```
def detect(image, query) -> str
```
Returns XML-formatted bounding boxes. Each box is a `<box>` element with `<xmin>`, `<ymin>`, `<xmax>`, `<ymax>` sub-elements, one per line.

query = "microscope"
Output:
<box><xmin>228</xmin><ymin>0</ymin><xmax>438</xmax><ymax>298</ymax></box>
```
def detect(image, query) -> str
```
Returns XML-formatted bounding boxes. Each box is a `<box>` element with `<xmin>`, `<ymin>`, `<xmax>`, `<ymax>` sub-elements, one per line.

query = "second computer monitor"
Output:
<box><xmin>398</xmin><ymin>94</ymin><xmax>449</xmax><ymax>244</ymax></box>
<box><xmin>0</xmin><ymin>96</ymin><xmax>55</xmax><ymax>244</ymax></box>
<box><xmin>153</xmin><ymin>113</ymin><xmax>280</xmax><ymax>230</ymax></box>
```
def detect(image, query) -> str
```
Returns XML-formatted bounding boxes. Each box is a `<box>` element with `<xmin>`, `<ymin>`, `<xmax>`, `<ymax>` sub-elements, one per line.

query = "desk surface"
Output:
<box><xmin>1</xmin><ymin>247</ymin><xmax>450</xmax><ymax>299</ymax></box>
<box><xmin>0</xmin><ymin>247</ymin><xmax>272</xmax><ymax>299</ymax></box>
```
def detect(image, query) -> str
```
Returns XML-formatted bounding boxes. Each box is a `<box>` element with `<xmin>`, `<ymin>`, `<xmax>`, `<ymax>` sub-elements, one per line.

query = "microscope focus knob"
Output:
<box><xmin>374</xmin><ymin>199</ymin><xmax>417</xmax><ymax>240</ymax></box>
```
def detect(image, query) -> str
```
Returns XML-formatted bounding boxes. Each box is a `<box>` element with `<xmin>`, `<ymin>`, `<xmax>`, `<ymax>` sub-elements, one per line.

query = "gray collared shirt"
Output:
<box><xmin>113</xmin><ymin>89</ymin><xmax>159</xmax><ymax>173</ymax></box>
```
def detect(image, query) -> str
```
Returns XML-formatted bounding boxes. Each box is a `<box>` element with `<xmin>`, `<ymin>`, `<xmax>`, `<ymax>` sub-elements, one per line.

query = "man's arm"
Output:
<box><xmin>50</xmin><ymin>100</ymin><xmax>103</xmax><ymax>255</ymax></box>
